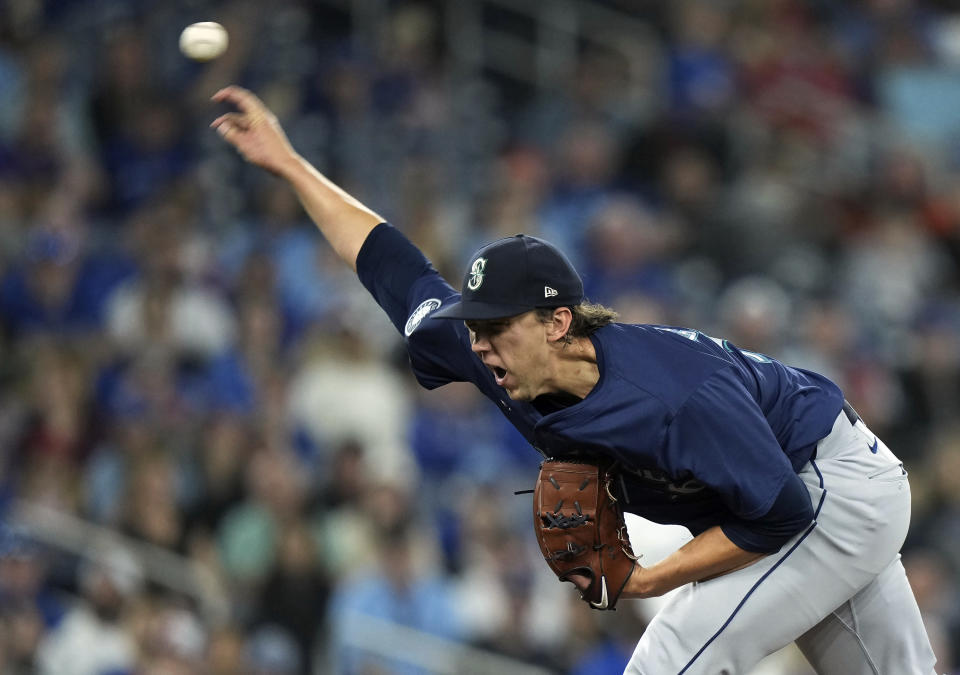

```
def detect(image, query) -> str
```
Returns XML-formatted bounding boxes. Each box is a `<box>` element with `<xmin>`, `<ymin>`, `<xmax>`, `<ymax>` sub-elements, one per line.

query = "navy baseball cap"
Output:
<box><xmin>432</xmin><ymin>234</ymin><xmax>584</xmax><ymax>320</ymax></box>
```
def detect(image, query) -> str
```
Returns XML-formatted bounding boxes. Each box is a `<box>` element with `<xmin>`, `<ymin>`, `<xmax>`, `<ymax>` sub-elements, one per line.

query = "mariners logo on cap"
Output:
<box><xmin>467</xmin><ymin>257</ymin><xmax>487</xmax><ymax>291</ymax></box>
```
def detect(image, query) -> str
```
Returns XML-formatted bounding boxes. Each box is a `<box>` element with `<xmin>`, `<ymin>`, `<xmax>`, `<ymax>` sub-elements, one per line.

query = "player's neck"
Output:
<box><xmin>549</xmin><ymin>336</ymin><xmax>599</xmax><ymax>400</ymax></box>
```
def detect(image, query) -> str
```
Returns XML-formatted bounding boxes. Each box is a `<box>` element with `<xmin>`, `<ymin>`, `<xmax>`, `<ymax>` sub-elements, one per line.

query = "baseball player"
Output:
<box><xmin>211</xmin><ymin>86</ymin><xmax>938</xmax><ymax>674</ymax></box>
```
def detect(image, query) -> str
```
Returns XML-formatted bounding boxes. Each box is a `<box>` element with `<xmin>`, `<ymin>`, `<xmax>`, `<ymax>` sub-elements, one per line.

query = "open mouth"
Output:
<box><xmin>492</xmin><ymin>366</ymin><xmax>507</xmax><ymax>384</ymax></box>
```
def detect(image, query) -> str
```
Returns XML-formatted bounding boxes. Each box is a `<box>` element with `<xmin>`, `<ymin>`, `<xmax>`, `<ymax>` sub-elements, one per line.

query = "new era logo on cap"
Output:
<box><xmin>432</xmin><ymin>234</ymin><xmax>584</xmax><ymax>320</ymax></box>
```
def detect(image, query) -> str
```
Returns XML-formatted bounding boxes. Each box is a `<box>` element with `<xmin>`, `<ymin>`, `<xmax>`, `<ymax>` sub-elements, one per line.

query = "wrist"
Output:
<box><xmin>622</xmin><ymin>563</ymin><xmax>658</xmax><ymax>599</ymax></box>
<box><xmin>276</xmin><ymin>152</ymin><xmax>306</xmax><ymax>180</ymax></box>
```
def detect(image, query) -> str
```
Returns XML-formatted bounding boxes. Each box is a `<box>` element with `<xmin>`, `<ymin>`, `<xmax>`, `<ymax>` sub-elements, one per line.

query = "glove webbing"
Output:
<box><xmin>541</xmin><ymin>500</ymin><xmax>589</xmax><ymax>529</ymax></box>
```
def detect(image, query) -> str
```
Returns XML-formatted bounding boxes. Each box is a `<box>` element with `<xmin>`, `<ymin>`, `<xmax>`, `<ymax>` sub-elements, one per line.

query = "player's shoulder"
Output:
<box><xmin>593</xmin><ymin>323</ymin><xmax>735</xmax><ymax>408</ymax></box>
<box><xmin>597</xmin><ymin>322</ymin><xmax>727</xmax><ymax>357</ymax></box>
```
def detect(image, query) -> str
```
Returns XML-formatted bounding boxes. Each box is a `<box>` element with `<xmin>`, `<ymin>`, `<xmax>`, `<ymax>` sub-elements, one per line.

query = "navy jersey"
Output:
<box><xmin>357</xmin><ymin>224</ymin><xmax>845</xmax><ymax>552</ymax></box>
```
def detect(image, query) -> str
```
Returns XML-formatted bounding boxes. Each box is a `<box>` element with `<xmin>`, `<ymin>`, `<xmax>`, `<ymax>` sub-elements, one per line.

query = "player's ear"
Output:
<box><xmin>546</xmin><ymin>307</ymin><xmax>573</xmax><ymax>343</ymax></box>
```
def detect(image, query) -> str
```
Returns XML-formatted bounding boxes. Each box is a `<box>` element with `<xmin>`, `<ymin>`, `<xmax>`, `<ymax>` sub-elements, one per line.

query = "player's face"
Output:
<box><xmin>467</xmin><ymin>311</ymin><xmax>554</xmax><ymax>400</ymax></box>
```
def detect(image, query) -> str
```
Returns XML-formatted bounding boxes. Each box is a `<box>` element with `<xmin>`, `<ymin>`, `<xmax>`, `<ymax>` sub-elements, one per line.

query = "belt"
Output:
<box><xmin>808</xmin><ymin>400</ymin><xmax>861</xmax><ymax>463</ymax></box>
<box><xmin>841</xmin><ymin>400</ymin><xmax>861</xmax><ymax>426</ymax></box>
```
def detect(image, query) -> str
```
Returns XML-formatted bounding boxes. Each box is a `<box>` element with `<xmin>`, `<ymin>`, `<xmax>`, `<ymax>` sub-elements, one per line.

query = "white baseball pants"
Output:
<box><xmin>625</xmin><ymin>409</ymin><xmax>938</xmax><ymax>675</ymax></box>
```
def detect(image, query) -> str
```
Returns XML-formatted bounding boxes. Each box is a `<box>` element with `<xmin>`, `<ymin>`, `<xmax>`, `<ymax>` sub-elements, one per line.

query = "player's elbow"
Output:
<box><xmin>722</xmin><ymin>519</ymin><xmax>808</xmax><ymax>554</ymax></box>
<box><xmin>723</xmin><ymin>478</ymin><xmax>814</xmax><ymax>553</ymax></box>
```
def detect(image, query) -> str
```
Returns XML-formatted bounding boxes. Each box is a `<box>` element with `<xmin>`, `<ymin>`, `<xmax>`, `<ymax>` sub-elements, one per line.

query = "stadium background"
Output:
<box><xmin>1</xmin><ymin>0</ymin><xmax>959</xmax><ymax>673</ymax></box>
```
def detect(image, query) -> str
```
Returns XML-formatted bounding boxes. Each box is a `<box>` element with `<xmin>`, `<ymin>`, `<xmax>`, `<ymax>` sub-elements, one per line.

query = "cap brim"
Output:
<box><xmin>431</xmin><ymin>300</ymin><xmax>533</xmax><ymax>320</ymax></box>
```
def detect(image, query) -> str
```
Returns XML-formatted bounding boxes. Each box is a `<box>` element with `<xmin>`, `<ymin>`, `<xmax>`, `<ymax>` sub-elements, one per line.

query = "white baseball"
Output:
<box><xmin>179</xmin><ymin>22</ymin><xmax>228</xmax><ymax>61</ymax></box>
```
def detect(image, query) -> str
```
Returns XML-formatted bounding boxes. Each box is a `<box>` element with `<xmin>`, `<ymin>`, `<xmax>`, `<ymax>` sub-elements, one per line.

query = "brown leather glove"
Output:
<box><xmin>532</xmin><ymin>458</ymin><xmax>637</xmax><ymax>610</ymax></box>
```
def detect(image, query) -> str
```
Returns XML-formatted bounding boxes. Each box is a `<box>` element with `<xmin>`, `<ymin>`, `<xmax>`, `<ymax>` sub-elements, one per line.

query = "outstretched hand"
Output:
<box><xmin>211</xmin><ymin>86</ymin><xmax>298</xmax><ymax>175</ymax></box>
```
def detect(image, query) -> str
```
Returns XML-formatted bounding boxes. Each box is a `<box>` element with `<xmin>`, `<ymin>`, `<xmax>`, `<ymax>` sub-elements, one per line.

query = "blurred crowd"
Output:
<box><xmin>1</xmin><ymin>0</ymin><xmax>960</xmax><ymax>673</ymax></box>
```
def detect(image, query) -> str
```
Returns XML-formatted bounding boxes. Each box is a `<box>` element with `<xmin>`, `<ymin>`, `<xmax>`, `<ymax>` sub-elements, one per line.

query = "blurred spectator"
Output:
<box><xmin>568</xmin><ymin>609</ymin><xmax>650</xmax><ymax>675</ymax></box>
<box><xmin>581</xmin><ymin>195</ymin><xmax>679</xmax><ymax>305</ymax></box>
<box><xmin>0</xmin><ymin>525</ymin><xmax>65</xmax><ymax>630</ymax></box>
<box><xmin>35</xmin><ymin>541</ymin><xmax>142</xmax><ymax>675</ymax></box>
<box><xmin>896</xmin><ymin>305</ymin><xmax>960</xmax><ymax>440</ymax></box>
<box><xmin>218</xmin><ymin>179</ymin><xmax>352</xmax><ymax>342</ymax></box>
<box><xmin>451</xmin><ymin>497</ymin><xmax>570</xmax><ymax>670</ymax></box>
<box><xmin>204</xmin><ymin>624</ymin><xmax>246</xmax><ymax>675</ymax></box>
<box><xmin>841</xmin><ymin>207</ymin><xmax>948</xmax><ymax>328</ymax></box>
<box><xmin>105</xmin><ymin>204</ymin><xmax>235</xmax><ymax>363</ymax></box>
<box><xmin>470</xmin><ymin>147</ymin><xmax>549</xmax><ymax>253</ymax></box>
<box><xmin>16</xmin><ymin>338</ymin><xmax>94</xmax><ymax>467</ymax></box>
<box><xmin>252</xmin><ymin>521</ymin><xmax>331</xmax><ymax>675</ymax></box>
<box><xmin>781</xmin><ymin>299</ymin><xmax>858</xmax><ymax>385</ymax></box>
<box><xmin>0</xmin><ymin>34</ymin><xmax>98</xmax><ymax>210</ymax></box>
<box><xmin>310</xmin><ymin>439</ymin><xmax>381</xmax><ymax>579</ymax></box>
<box><xmin>737</xmin><ymin>4</ymin><xmax>856</xmax><ymax>144</ymax></box>
<box><xmin>84</xmin><ymin>413</ymin><xmax>163</xmax><ymax>526</ymax></box>
<box><xmin>539</xmin><ymin>121</ymin><xmax>619</xmax><ymax>265</ymax></box>
<box><xmin>248</xmin><ymin>624</ymin><xmax>302</xmax><ymax>675</ymax></box>
<box><xmin>120</xmin><ymin>451</ymin><xmax>187</xmax><ymax>553</ymax></box>
<box><xmin>89</xmin><ymin>24</ymin><xmax>194</xmax><ymax>216</ymax></box>
<box><xmin>218</xmin><ymin>444</ymin><xmax>309</xmax><ymax>588</ymax></box>
<box><xmin>0</xmin><ymin>600</ymin><xmax>44</xmax><ymax>675</ymax></box>
<box><xmin>0</xmin><ymin>526</ymin><xmax>63</xmax><ymax>674</ymax></box>
<box><xmin>287</xmin><ymin>329</ymin><xmax>416</xmax><ymax>485</ymax></box>
<box><xmin>0</xmin><ymin>224</ymin><xmax>132</xmax><ymax>338</ymax></box>
<box><xmin>327</xmin><ymin>521</ymin><xmax>461</xmax><ymax>675</ymax></box>
<box><xmin>184</xmin><ymin>414</ymin><xmax>252</xmax><ymax>541</ymax></box>
<box><xmin>667</xmin><ymin>0</ymin><xmax>737</xmax><ymax>118</ymax></box>
<box><xmin>409</xmin><ymin>381</ymin><xmax>536</xmax><ymax>485</ymax></box>
<box><xmin>913</xmin><ymin>428</ymin><xmax>960</xmax><ymax>575</ymax></box>
<box><xmin>134</xmin><ymin>601</ymin><xmax>208</xmax><ymax>675</ymax></box>
<box><xmin>903</xmin><ymin>548</ymin><xmax>959</xmax><ymax>673</ymax></box>
<box><xmin>715</xmin><ymin>276</ymin><xmax>793</xmax><ymax>356</ymax></box>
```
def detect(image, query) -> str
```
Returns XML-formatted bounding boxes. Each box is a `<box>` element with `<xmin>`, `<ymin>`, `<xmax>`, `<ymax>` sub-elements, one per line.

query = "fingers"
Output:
<box><xmin>212</xmin><ymin>117</ymin><xmax>244</xmax><ymax>141</ymax></box>
<box><xmin>210</xmin><ymin>112</ymin><xmax>249</xmax><ymax>132</ymax></box>
<box><xmin>210</xmin><ymin>86</ymin><xmax>289</xmax><ymax>170</ymax></box>
<box><xmin>211</xmin><ymin>85</ymin><xmax>263</xmax><ymax>116</ymax></box>
<box><xmin>211</xmin><ymin>88</ymin><xmax>271</xmax><ymax>143</ymax></box>
<box><xmin>214</xmin><ymin>122</ymin><xmax>235</xmax><ymax>140</ymax></box>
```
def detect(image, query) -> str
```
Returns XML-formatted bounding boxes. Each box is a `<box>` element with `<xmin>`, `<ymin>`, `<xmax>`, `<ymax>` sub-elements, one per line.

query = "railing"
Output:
<box><xmin>8</xmin><ymin>499</ymin><xmax>231</xmax><ymax>622</ymax></box>
<box><xmin>325</xmin><ymin>0</ymin><xmax>656</xmax><ymax>90</ymax></box>
<box><xmin>332</xmin><ymin>611</ymin><xmax>556</xmax><ymax>675</ymax></box>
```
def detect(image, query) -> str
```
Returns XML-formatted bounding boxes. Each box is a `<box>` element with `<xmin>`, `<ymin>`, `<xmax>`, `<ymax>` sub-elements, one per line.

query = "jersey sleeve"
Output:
<box><xmin>665</xmin><ymin>368</ymin><xmax>814</xmax><ymax>552</ymax></box>
<box><xmin>355</xmin><ymin>223</ymin><xmax>480</xmax><ymax>389</ymax></box>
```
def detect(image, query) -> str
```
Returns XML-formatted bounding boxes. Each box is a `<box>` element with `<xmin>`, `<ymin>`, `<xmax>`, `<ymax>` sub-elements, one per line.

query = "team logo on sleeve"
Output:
<box><xmin>467</xmin><ymin>257</ymin><xmax>487</xmax><ymax>291</ymax></box>
<box><xmin>404</xmin><ymin>298</ymin><xmax>442</xmax><ymax>336</ymax></box>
